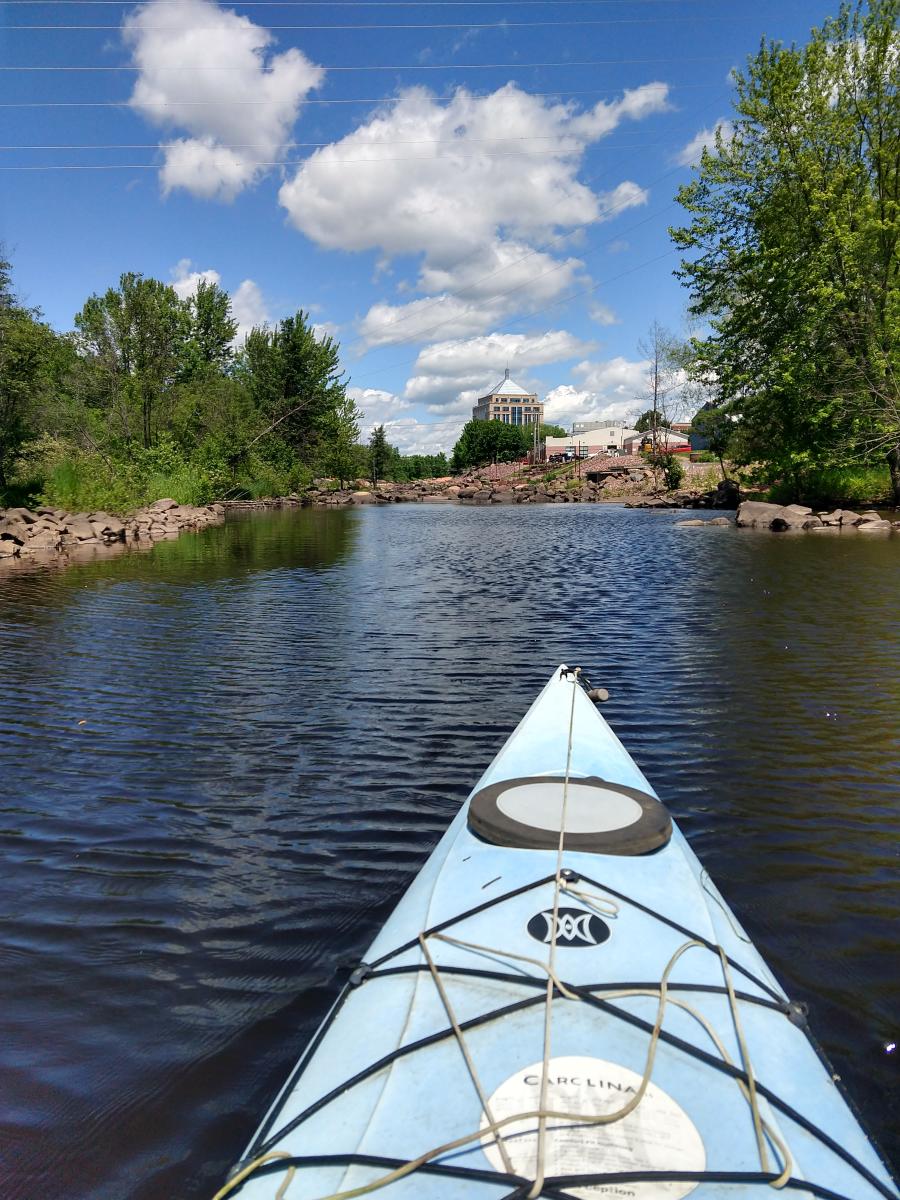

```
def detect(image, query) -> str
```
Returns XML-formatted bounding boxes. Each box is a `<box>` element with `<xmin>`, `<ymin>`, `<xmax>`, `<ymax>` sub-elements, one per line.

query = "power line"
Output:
<box><xmin>2</xmin><ymin>1</ymin><xmax>714</xmax><ymax>7</ymax></box>
<box><xmin>0</xmin><ymin>55</ymin><xmax>730</xmax><ymax>70</ymax></box>
<box><xmin>0</xmin><ymin>138</ymin><xmax>667</xmax><ymax>149</ymax></box>
<box><xmin>3</xmin><ymin>15</ymin><xmax>758</xmax><ymax>29</ymax></box>
<box><xmin>0</xmin><ymin>145</ymin><xmax>671</xmax><ymax>165</ymax></box>
<box><xmin>0</xmin><ymin>84</ymin><xmax>719</xmax><ymax>107</ymax></box>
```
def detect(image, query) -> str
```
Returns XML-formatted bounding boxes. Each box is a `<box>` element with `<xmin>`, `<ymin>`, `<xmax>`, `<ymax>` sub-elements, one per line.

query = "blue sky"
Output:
<box><xmin>3</xmin><ymin>0</ymin><xmax>833</xmax><ymax>453</ymax></box>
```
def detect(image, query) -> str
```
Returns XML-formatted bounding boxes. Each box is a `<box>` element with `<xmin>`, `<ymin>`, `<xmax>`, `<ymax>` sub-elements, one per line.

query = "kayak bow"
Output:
<box><xmin>218</xmin><ymin>666</ymin><xmax>897</xmax><ymax>1200</ymax></box>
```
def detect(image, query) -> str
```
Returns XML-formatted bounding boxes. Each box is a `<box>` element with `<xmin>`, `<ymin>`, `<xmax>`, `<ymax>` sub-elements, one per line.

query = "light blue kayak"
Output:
<box><xmin>217</xmin><ymin>667</ymin><xmax>897</xmax><ymax>1200</ymax></box>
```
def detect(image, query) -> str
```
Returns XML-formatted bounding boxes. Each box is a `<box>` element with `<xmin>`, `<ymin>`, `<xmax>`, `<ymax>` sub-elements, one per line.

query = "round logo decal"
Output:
<box><xmin>527</xmin><ymin>906</ymin><xmax>610</xmax><ymax>947</ymax></box>
<box><xmin>480</xmin><ymin>1055</ymin><xmax>706</xmax><ymax>1199</ymax></box>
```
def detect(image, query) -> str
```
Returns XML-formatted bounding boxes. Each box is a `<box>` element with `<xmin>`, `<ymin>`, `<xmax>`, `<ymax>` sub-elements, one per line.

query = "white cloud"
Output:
<box><xmin>401</xmin><ymin>329</ymin><xmax>593</xmax><ymax>410</ymax></box>
<box><xmin>281</xmin><ymin>81</ymin><xmax>666</xmax><ymax>349</ymax></box>
<box><xmin>358</xmin><ymin>240</ymin><xmax>585</xmax><ymax>348</ymax></box>
<box><xmin>280</xmin><ymin>83</ymin><xmax>666</xmax><ymax>258</ymax></box>
<box><xmin>124</xmin><ymin>0</ymin><xmax>324</xmax><ymax>200</ymax></box>
<box><xmin>540</xmin><ymin>356</ymin><xmax>649</xmax><ymax>426</ymax></box>
<box><xmin>677</xmin><ymin>120</ymin><xmax>735</xmax><ymax>167</ymax></box>
<box><xmin>349</xmin><ymin>386</ymin><xmax>413</xmax><ymax>440</ymax></box>
<box><xmin>170</xmin><ymin>257</ymin><xmax>221</xmax><ymax>299</ymax></box>
<box><xmin>378</xmin><ymin>414</ymin><xmax>463</xmax><ymax>457</ymax></box>
<box><xmin>589</xmin><ymin>302</ymin><xmax>619</xmax><ymax>327</ymax></box>
<box><xmin>231</xmin><ymin>279</ymin><xmax>270</xmax><ymax>342</ymax></box>
<box><xmin>312</xmin><ymin>321</ymin><xmax>340</xmax><ymax>342</ymax></box>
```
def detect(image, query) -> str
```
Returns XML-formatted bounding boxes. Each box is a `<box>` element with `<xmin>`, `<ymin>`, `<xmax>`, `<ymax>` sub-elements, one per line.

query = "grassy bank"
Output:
<box><xmin>766</xmin><ymin>465</ymin><xmax>894</xmax><ymax>510</ymax></box>
<box><xmin>5</xmin><ymin>436</ymin><xmax>313</xmax><ymax>514</ymax></box>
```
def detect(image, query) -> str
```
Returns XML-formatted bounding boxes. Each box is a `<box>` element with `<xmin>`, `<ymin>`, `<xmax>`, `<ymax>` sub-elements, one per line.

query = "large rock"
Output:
<box><xmin>0</xmin><ymin>537</ymin><xmax>20</xmax><ymax>558</ymax></box>
<box><xmin>736</xmin><ymin>501</ymin><xmax>818</xmax><ymax>530</ymax></box>
<box><xmin>491</xmin><ymin>491</ymin><xmax>517</xmax><ymax>504</ymax></box>
<box><xmin>350</xmin><ymin>490</ymin><xmax>375</xmax><ymax>504</ymax></box>
<box><xmin>148</xmin><ymin>498</ymin><xmax>179</xmax><ymax>512</ymax></box>
<box><xmin>21</xmin><ymin>530</ymin><xmax>62</xmax><ymax>553</ymax></box>
<box><xmin>4</xmin><ymin>507</ymin><xmax>37</xmax><ymax>525</ymax></box>
<box><xmin>857</xmin><ymin>519</ymin><xmax>893</xmax><ymax>532</ymax></box>
<box><xmin>0</xmin><ymin>518</ymin><xmax>26</xmax><ymax>543</ymax></box>
<box><xmin>713</xmin><ymin>478</ymin><xmax>741</xmax><ymax>508</ymax></box>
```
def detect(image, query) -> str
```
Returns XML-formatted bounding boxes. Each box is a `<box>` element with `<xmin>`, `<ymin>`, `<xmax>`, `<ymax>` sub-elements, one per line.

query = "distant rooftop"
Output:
<box><xmin>485</xmin><ymin>368</ymin><xmax>533</xmax><ymax>397</ymax></box>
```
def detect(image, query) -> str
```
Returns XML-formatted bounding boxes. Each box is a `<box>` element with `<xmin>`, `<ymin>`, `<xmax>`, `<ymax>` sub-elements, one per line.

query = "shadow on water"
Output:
<box><xmin>0</xmin><ymin>504</ymin><xmax>897</xmax><ymax>1198</ymax></box>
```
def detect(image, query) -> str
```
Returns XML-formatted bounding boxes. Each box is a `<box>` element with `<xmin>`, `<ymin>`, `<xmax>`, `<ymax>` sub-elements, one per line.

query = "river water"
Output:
<box><xmin>1</xmin><ymin>504</ymin><xmax>897</xmax><ymax>1198</ymax></box>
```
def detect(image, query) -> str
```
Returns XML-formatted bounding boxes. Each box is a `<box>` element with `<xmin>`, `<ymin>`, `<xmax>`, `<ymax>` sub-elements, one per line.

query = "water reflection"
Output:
<box><xmin>0</xmin><ymin>504</ymin><xmax>897</xmax><ymax>1198</ymax></box>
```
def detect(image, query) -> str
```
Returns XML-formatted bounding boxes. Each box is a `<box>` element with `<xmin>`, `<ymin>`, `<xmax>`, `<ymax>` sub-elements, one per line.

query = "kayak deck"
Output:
<box><xmin>221</xmin><ymin>668</ymin><xmax>897</xmax><ymax>1200</ymax></box>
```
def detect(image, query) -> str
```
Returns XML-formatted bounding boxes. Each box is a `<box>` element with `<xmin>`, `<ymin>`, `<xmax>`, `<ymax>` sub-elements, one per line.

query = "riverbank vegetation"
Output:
<box><xmin>0</xmin><ymin>260</ymin><xmax>452</xmax><ymax>511</ymax></box>
<box><xmin>672</xmin><ymin>0</ymin><xmax>899</xmax><ymax>505</ymax></box>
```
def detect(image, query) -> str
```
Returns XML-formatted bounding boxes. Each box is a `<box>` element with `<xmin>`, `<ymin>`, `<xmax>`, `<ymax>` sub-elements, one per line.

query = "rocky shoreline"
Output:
<box><xmin>0</xmin><ymin>498</ymin><xmax>225</xmax><ymax>563</ymax></box>
<box><xmin>2</xmin><ymin>486</ymin><xmax>896</xmax><ymax>571</ymax></box>
<box><xmin>228</xmin><ymin>470</ymin><xmax>740</xmax><ymax>511</ymax></box>
<box><xmin>734</xmin><ymin>501</ymin><xmax>900</xmax><ymax>533</ymax></box>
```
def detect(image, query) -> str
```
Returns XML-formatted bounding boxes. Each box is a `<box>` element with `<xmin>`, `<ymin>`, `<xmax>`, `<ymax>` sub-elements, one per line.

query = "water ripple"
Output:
<box><xmin>0</xmin><ymin>505</ymin><xmax>897</xmax><ymax>1197</ymax></box>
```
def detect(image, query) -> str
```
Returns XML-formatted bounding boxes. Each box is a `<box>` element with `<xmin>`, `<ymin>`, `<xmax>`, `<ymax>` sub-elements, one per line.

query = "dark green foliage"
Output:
<box><xmin>369</xmin><ymin>424</ymin><xmax>390</xmax><ymax>484</ymax></box>
<box><xmin>182</xmin><ymin>279</ymin><xmax>238</xmax><ymax>379</ymax></box>
<box><xmin>0</xmin><ymin>255</ymin><xmax>370</xmax><ymax>510</ymax></box>
<box><xmin>634</xmin><ymin>409</ymin><xmax>672</xmax><ymax>434</ymax></box>
<box><xmin>646</xmin><ymin>451</ymin><xmax>685</xmax><ymax>491</ymax></box>
<box><xmin>690</xmin><ymin>405</ymin><xmax>736</xmax><ymax>478</ymax></box>
<box><xmin>389</xmin><ymin>450</ymin><xmax>449</xmax><ymax>481</ymax></box>
<box><xmin>540</xmin><ymin>423</ymin><xmax>568</xmax><ymax>439</ymax></box>
<box><xmin>0</xmin><ymin>254</ymin><xmax>69</xmax><ymax>489</ymax></box>
<box><xmin>450</xmin><ymin>420</ymin><xmax>532</xmax><ymax>472</ymax></box>
<box><xmin>672</xmin><ymin>0</ymin><xmax>900</xmax><ymax>502</ymax></box>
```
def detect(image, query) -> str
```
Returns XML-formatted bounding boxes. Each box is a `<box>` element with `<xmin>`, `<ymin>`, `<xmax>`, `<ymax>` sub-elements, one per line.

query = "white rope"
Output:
<box><xmin>418</xmin><ymin>932</ymin><xmax>516</xmax><ymax>1176</ymax></box>
<box><xmin>528</xmin><ymin>668</ymin><xmax>580</xmax><ymax>1198</ymax></box>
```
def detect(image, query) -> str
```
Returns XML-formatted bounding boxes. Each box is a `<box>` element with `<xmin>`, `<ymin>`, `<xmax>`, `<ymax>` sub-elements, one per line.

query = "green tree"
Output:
<box><xmin>239</xmin><ymin>312</ymin><xmax>347</xmax><ymax>468</ymax></box>
<box><xmin>540</xmin><ymin>423</ymin><xmax>568</xmax><ymax>439</ymax></box>
<box><xmin>75</xmin><ymin>273</ymin><xmax>190</xmax><ymax>449</ymax></box>
<box><xmin>321</xmin><ymin>393</ymin><xmax>362</xmax><ymax>487</ymax></box>
<box><xmin>0</xmin><ymin>252</ymin><xmax>68</xmax><ymax>494</ymax></box>
<box><xmin>450</xmin><ymin>420</ymin><xmax>531</xmax><ymax>471</ymax></box>
<box><xmin>369</xmin><ymin>423</ymin><xmax>390</xmax><ymax>484</ymax></box>
<box><xmin>182</xmin><ymin>278</ymin><xmax>237</xmax><ymax>378</ymax></box>
<box><xmin>672</xmin><ymin>0</ymin><xmax>900</xmax><ymax>501</ymax></box>
<box><xmin>633</xmin><ymin>409</ymin><xmax>673</xmax><ymax>434</ymax></box>
<box><xmin>691</xmin><ymin>405</ymin><xmax>737</xmax><ymax>479</ymax></box>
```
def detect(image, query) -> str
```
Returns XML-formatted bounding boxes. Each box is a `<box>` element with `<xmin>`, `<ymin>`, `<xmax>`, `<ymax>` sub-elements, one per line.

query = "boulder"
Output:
<box><xmin>491</xmin><ymin>491</ymin><xmax>517</xmax><ymax>504</ymax></box>
<box><xmin>708</xmin><ymin>516</ymin><xmax>733</xmax><ymax>525</ymax></box>
<box><xmin>457</xmin><ymin>486</ymin><xmax>479</xmax><ymax>499</ymax></box>
<box><xmin>350</xmin><ymin>491</ymin><xmax>375</xmax><ymax>504</ymax></box>
<box><xmin>21</xmin><ymin>530</ymin><xmax>62</xmax><ymax>553</ymax></box>
<box><xmin>675</xmin><ymin>519</ymin><xmax>706</xmax><ymax>527</ymax></box>
<box><xmin>63</xmin><ymin>518</ymin><xmax>96</xmax><ymax>541</ymax></box>
<box><xmin>857</xmin><ymin>519</ymin><xmax>893</xmax><ymax>532</ymax></box>
<box><xmin>713</xmin><ymin>478</ymin><xmax>741</xmax><ymax>509</ymax></box>
<box><xmin>0</xmin><ymin>538</ymin><xmax>20</xmax><ymax>558</ymax></box>
<box><xmin>148</xmin><ymin>498</ymin><xmax>178</xmax><ymax>511</ymax></box>
<box><xmin>817</xmin><ymin>509</ymin><xmax>845</xmax><ymax>526</ymax></box>
<box><xmin>736</xmin><ymin>501</ymin><xmax>817</xmax><ymax>530</ymax></box>
<box><xmin>4</xmin><ymin>507</ymin><xmax>37</xmax><ymax>524</ymax></box>
<box><xmin>0</xmin><ymin>518</ymin><xmax>26</xmax><ymax>543</ymax></box>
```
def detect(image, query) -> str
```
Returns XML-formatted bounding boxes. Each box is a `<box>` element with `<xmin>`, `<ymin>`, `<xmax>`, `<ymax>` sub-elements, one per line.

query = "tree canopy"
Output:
<box><xmin>450</xmin><ymin>419</ymin><xmax>533</xmax><ymax>472</ymax></box>
<box><xmin>672</xmin><ymin>0</ymin><xmax>900</xmax><ymax>501</ymax></box>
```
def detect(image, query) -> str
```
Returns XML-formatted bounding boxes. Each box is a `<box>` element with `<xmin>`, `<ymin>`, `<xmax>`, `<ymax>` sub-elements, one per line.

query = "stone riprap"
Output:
<box><xmin>0</xmin><ymin>499</ymin><xmax>225</xmax><ymax>562</ymax></box>
<box><xmin>286</xmin><ymin>470</ymin><xmax>738</xmax><ymax>510</ymax></box>
<box><xmin>735</xmin><ymin>501</ymin><xmax>899</xmax><ymax>533</ymax></box>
